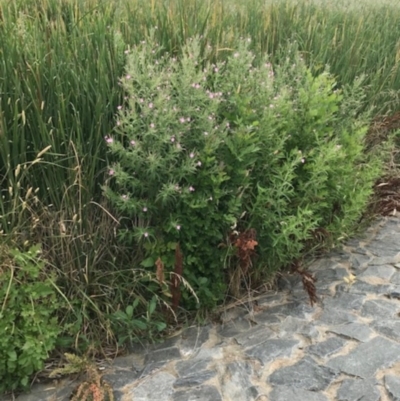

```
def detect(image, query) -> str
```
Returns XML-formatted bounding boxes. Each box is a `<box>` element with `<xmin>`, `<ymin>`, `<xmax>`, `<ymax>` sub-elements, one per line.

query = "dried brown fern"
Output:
<box><xmin>49</xmin><ymin>353</ymin><xmax>114</xmax><ymax>401</ymax></box>
<box><xmin>291</xmin><ymin>260</ymin><xmax>318</xmax><ymax>306</ymax></box>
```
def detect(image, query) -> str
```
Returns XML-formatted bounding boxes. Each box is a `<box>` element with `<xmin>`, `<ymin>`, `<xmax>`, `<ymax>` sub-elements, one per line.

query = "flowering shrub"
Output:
<box><xmin>104</xmin><ymin>38</ymin><xmax>381</xmax><ymax>308</ymax></box>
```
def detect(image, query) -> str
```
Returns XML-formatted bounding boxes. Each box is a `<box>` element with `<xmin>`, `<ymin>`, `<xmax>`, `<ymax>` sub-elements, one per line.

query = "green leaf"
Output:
<box><xmin>148</xmin><ymin>297</ymin><xmax>157</xmax><ymax>316</ymax></box>
<box><xmin>126</xmin><ymin>305</ymin><xmax>134</xmax><ymax>318</ymax></box>
<box><xmin>141</xmin><ymin>257</ymin><xmax>155</xmax><ymax>268</ymax></box>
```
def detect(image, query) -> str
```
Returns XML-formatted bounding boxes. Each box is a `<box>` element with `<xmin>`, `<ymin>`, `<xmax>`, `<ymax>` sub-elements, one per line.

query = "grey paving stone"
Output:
<box><xmin>268</xmin><ymin>356</ymin><xmax>338</xmax><ymax>391</ymax></box>
<box><xmin>361</xmin><ymin>299</ymin><xmax>399</xmax><ymax>319</ymax></box>
<box><xmin>191</xmin><ymin>346</ymin><xmax>224</xmax><ymax>362</ymax></box>
<box><xmin>327</xmin><ymin>322</ymin><xmax>374</xmax><ymax>342</ymax></box>
<box><xmin>180</xmin><ymin>325</ymin><xmax>211</xmax><ymax>352</ymax></box>
<box><xmin>336</xmin><ymin>378</ymin><xmax>380</xmax><ymax>401</ymax></box>
<box><xmin>246</xmin><ymin>338</ymin><xmax>299</xmax><ymax>365</ymax></box>
<box><xmin>172</xmin><ymin>385</ymin><xmax>222</xmax><ymax>401</ymax></box>
<box><xmin>263</xmin><ymin>302</ymin><xmax>315</xmax><ymax>320</ymax></box>
<box><xmin>173</xmin><ymin>370</ymin><xmax>216</xmax><ymax>388</ymax></box>
<box><xmin>349</xmin><ymin>253</ymin><xmax>371</xmax><ymax>269</ymax></box>
<box><xmin>372</xmin><ymin>320</ymin><xmax>400</xmax><ymax>341</ymax></box>
<box><xmin>344</xmin><ymin>281</ymin><xmax>393</xmax><ymax>295</ymax></box>
<box><xmin>218</xmin><ymin>318</ymin><xmax>253</xmax><ymax>337</ymax></box>
<box><xmin>369</xmin><ymin>255</ymin><xmax>400</xmax><ymax>266</ymax></box>
<box><xmin>128</xmin><ymin>372</ymin><xmax>175</xmax><ymax>401</ymax></box>
<box><xmin>309</xmin><ymin>258</ymin><xmax>340</xmax><ymax>272</ymax></box>
<box><xmin>276</xmin><ymin>274</ymin><xmax>302</xmax><ymax>291</ymax></box>
<box><xmin>368</xmin><ymin>239</ymin><xmax>399</xmax><ymax>257</ymax></box>
<box><xmin>103</xmin><ymin>369</ymin><xmax>141</xmax><ymax>390</ymax></box>
<box><xmin>113</xmin><ymin>390</ymin><xmax>124</xmax><ymax>401</ymax></box>
<box><xmin>306</xmin><ymin>337</ymin><xmax>346</xmax><ymax>358</ymax></box>
<box><xmin>175</xmin><ymin>357</ymin><xmax>210</xmax><ymax>377</ymax></box>
<box><xmin>316</xmin><ymin>306</ymin><xmax>357</xmax><ymax>325</ymax></box>
<box><xmin>357</xmin><ymin>265</ymin><xmax>396</xmax><ymax>281</ymax></box>
<box><xmin>234</xmin><ymin>324</ymin><xmax>275</xmax><ymax>349</ymax></box>
<box><xmin>152</xmin><ymin>334</ymin><xmax>181</xmax><ymax>351</ymax></box>
<box><xmin>137</xmin><ymin>361</ymin><xmax>166</xmax><ymax>377</ymax></box>
<box><xmin>144</xmin><ymin>346</ymin><xmax>181</xmax><ymax>365</ymax></box>
<box><xmin>385</xmin><ymin>375</ymin><xmax>400</xmax><ymax>401</ymax></box>
<box><xmin>313</xmin><ymin>267</ymin><xmax>348</xmax><ymax>289</ymax></box>
<box><xmin>219</xmin><ymin>361</ymin><xmax>254</xmax><ymax>400</ymax></box>
<box><xmin>269</xmin><ymin>385</ymin><xmax>329</xmax><ymax>401</ymax></box>
<box><xmin>278</xmin><ymin>316</ymin><xmax>319</xmax><ymax>340</ymax></box>
<box><xmin>252</xmin><ymin>311</ymin><xmax>282</xmax><ymax>325</ymax></box>
<box><xmin>322</xmin><ymin>292</ymin><xmax>365</xmax><ymax>311</ymax></box>
<box><xmin>391</xmin><ymin>272</ymin><xmax>400</xmax><ymax>285</ymax></box>
<box><xmin>327</xmin><ymin>336</ymin><xmax>400</xmax><ymax>378</ymax></box>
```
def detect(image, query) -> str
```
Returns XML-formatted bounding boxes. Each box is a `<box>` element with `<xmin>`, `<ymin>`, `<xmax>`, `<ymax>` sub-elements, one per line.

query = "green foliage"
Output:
<box><xmin>104</xmin><ymin>37</ymin><xmax>381</xmax><ymax>308</ymax></box>
<box><xmin>108</xmin><ymin>296</ymin><xmax>167</xmax><ymax>346</ymax></box>
<box><xmin>0</xmin><ymin>245</ymin><xmax>62</xmax><ymax>393</ymax></box>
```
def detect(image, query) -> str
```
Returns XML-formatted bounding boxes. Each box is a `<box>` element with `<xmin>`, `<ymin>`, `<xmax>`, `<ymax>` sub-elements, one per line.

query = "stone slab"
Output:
<box><xmin>385</xmin><ymin>375</ymin><xmax>400</xmax><ymax>401</ymax></box>
<box><xmin>144</xmin><ymin>346</ymin><xmax>181</xmax><ymax>365</ymax></box>
<box><xmin>327</xmin><ymin>336</ymin><xmax>400</xmax><ymax>378</ymax></box>
<box><xmin>372</xmin><ymin>320</ymin><xmax>400</xmax><ymax>342</ymax></box>
<box><xmin>322</xmin><ymin>292</ymin><xmax>365</xmax><ymax>312</ymax></box>
<box><xmin>234</xmin><ymin>325</ymin><xmax>275</xmax><ymax>349</ymax></box>
<box><xmin>306</xmin><ymin>337</ymin><xmax>346</xmax><ymax>358</ymax></box>
<box><xmin>246</xmin><ymin>338</ymin><xmax>299</xmax><ymax>365</ymax></box>
<box><xmin>269</xmin><ymin>385</ymin><xmax>329</xmax><ymax>401</ymax></box>
<box><xmin>336</xmin><ymin>378</ymin><xmax>380</xmax><ymax>401</ymax></box>
<box><xmin>268</xmin><ymin>356</ymin><xmax>337</xmax><ymax>391</ymax></box>
<box><xmin>361</xmin><ymin>299</ymin><xmax>399</xmax><ymax>319</ymax></box>
<box><xmin>173</xmin><ymin>370</ymin><xmax>216</xmax><ymax>388</ymax></box>
<box><xmin>327</xmin><ymin>323</ymin><xmax>373</xmax><ymax>342</ymax></box>
<box><xmin>219</xmin><ymin>361</ymin><xmax>255</xmax><ymax>401</ymax></box>
<box><xmin>172</xmin><ymin>385</ymin><xmax>222</xmax><ymax>401</ymax></box>
<box><xmin>128</xmin><ymin>372</ymin><xmax>175</xmax><ymax>401</ymax></box>
<box><xmin>357</xmin><ymin>265</ymin><xmax>396</xmax><ymax>281</ymax></box>
<box><xmin>278</xmin><ymin>316</ymin><xmax>319</xmax><ymax>339</ymax></box>
<box><xmin>316</xmin><ymin>306</ymin><xmax>357</xmax><ymax>325</ymax></box>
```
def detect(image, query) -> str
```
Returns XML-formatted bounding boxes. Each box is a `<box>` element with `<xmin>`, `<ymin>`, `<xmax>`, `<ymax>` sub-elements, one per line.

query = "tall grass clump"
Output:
<box><xmin>116</xmin><ymin>0</ymin><xmax>400</xmax><ymax>114</ymax></box>
<box><xmin>0</xmin><ymin>0</ymin><xmax>131</xmax><ymax>353</ymax></box>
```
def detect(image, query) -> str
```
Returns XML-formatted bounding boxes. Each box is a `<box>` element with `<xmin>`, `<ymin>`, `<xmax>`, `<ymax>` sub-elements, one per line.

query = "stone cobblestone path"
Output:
<box><xmin>3</xmin><ymin>216</ymin><xmax>400</xmax><ymax>401</ymax></box>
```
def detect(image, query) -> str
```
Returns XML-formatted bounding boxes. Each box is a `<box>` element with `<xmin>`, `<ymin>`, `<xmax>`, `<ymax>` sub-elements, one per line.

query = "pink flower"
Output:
<box><xmin>121</xmin><ymin>194</ymin><xmax>128</xmax><ymax>200</ymax></box>
<box><xmin>117</xmin><ymin>105</ymin><xmax>122</xmax><ymax>110</ymax></box>
<box><xmin>109</xmin><ymin>169</ymin><xmax>115</xmax><ymax>176</ymax></box>
<box><xmin>176</xmin><ymin>225</ymin><xmax>181</xmax><ymax>230</ymax></box>
<box><xmin>170</xmin><ymin>136</ymin><xmax>175</xmax><ymax>142</ymax></box>
<box><xmin>150</xmin><ymin>123</ymin><xmax>155</xmax><ymax>128</ymax></box>
<box><xmin>301</xmin><ymin>158</ymin><xmax>305</xmax><ymax>163</ymax></box>
<box><xmin>179</xmin><ymin>117</ymin><xmax>185</xmax><ymax>123</ymax></box>
<box><xmin>143</xmin><ymin>207</ymin><xmax>148</xmax><ymax>212</ymax></box>
<box><xmin>189</xmin><ymin>152</ymin><xmax>195</xmax><ymax>159</ymax></box>
<box><xmin>130</xmin><ymin>140</ymin><xmax>136</xmax><ymax>146</ymax></box>
<box><xmin>116</xmin><ymin>121</ymin><xmax>121</xmax><ymax>126</ymax></box>
<box><xmin>189</xmin><ymin>186</ymin><xmax>195</xmax><ymax>192</ymax></box>
<box><xmin>149</xmin><ymin>103</ymin><xmax>153</xmax><ymax>109</ymax></box>
<box><xmin>144</xmin><ymin>232</ymin><xmax>149</xmax><ymax>238</ymax></box>
<box><xmin>105</xmin><ymin>136</ymin><xmax>113</xmax><ymax>144</ymax></box>
<box><xmin>126</xmin><ymin>75</ymin><xmax>131</xmax><ymax>80</ymax></box>
<box><xmin>197</xmin><ymin>161</ymin><xmax>202</xmax><ymax>167</ymax></box>
<box><xmin>214</xmin><ymin>67</ymin><xmax>219</xmax><ymax>72</ymax></box>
